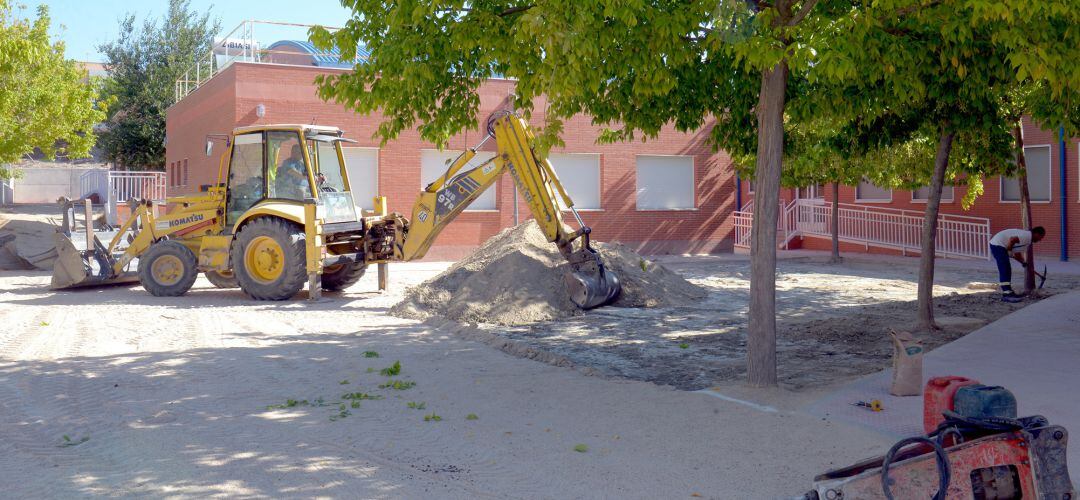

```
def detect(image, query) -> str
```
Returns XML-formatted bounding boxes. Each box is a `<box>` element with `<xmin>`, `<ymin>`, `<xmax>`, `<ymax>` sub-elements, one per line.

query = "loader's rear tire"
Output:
<box><xmin>205</xmin><ymin>270</ymin><xmax>238</xmax><ymax>289</ymax></box>
<box><xmin>321</xmin><ymin>262</ymin><xmax>367</xmax><ymax>291</ymax></box>
<box><xmin>232</xmin><ymin>218</ymin><xmax>307</xmax><ymax>301</ymax></box>
<box><xmin>138</xmin><ymin>240</ymin><xmax>198</xmax><ymax>297</ymax></box>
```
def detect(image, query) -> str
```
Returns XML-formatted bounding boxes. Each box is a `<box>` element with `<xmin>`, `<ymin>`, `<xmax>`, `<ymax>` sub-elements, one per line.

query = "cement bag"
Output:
<box><xmin>889</xmin><ymin>330</ymin><xmax>924</xmax><ymax>396</ymax></box>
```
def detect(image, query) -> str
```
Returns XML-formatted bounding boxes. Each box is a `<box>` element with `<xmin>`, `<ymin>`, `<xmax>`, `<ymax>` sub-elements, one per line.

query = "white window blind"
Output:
<box><xmin>1001</xmin><ymin>145</ymin><xmax>1051</xmax><ymax>202</ymax></box>
<box><xmin>856</xmin><ymin>179</ymin><xmax>891</xmax><ymax>202</ymax></box>
<box><xmin>548</xmin><ymin>153</ymin><xmax>601</xmax><ymax>209</ymax></box>
<box><xmin>341</xmin><ymin>147</ymin><xmax>378</xmax><ymax>210</ymax></box>
<box><xmin>420</xmin><ymin>149</ymin><xmax>497</xmax><ymax>210</ymax></box>
<box><xmin>636</xmin><ymin>155</ymin><xmax>695</xmax><ymax>210</ymax></box>
<box><xmin>912</xmin><ymin>185</ymin><xmax>954</xmax><ymax>202</ymax></box>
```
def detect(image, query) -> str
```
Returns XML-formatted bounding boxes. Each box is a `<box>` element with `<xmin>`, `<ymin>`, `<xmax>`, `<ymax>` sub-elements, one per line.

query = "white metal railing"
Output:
<box><xmin>78</xmin><ymin>169</ymin><xmax>108</xmax><ymax>200</ymax></box>
<box><xmin>733</xmin><ymin>199</ymin><xmax>794</xmax><ymax>249</ymax></box>
<box><xmin>734</xmin><ymin>199</ymin><xmax>991</xmax><ymax>259</ymax></box>
<box><xmin>109</xmin><ymin>171</ymin><xmax>167</xmax><ymax>202</ymax></box>
<box><xmin>174</xmin><ymin>20</ymin><xmax>349</xmax><ymax>103</ymax></box>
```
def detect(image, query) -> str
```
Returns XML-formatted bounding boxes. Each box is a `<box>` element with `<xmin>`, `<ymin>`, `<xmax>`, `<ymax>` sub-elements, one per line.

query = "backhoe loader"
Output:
<box><xmin>52</xmin><ymin>112</ymin><xmax>620</xmax><ymax>309</ymax></box>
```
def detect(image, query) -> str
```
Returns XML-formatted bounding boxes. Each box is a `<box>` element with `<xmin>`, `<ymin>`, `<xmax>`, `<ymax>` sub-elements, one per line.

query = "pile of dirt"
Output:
<box><xmin>0</xmin><ymin>217</ymin><xmax>58</xmax><ymax>271</ymax></box>
<box><xmin>390</xmin><ymin>221</ymin><xmax>707</xmax><ymax>325</ymax></box>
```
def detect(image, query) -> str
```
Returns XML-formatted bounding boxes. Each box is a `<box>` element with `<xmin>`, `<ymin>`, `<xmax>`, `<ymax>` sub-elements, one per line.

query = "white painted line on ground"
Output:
<box><xmin>695</xmin><ymin>389</ymin><xmax>779</xmax><ymax>413</ymax></box>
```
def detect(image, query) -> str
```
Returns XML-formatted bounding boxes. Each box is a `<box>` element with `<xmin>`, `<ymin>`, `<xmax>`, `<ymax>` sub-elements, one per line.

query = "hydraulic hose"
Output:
<box><xmin>881</xmin><ymin>436</ymin><xmax>951</xmax><ymax>500</ymax></box>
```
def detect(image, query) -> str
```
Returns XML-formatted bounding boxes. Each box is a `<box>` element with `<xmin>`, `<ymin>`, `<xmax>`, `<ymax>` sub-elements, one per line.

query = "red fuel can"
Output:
<box><xmin>923</xmin><ymin>376</ymin><xmax>979</xmax><ymax>434</ymax></box>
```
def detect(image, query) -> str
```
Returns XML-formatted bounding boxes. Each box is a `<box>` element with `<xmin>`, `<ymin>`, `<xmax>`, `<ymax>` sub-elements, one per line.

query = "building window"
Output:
<box><xmin>182</xmin><ymin>158</ymin><xmax>188</xmax><ymax>186</ymax></box>
<box><xmin>169</xmin><ymin>162</ymin><xmax>175</xmax><ymax>186</ymax></box>
<box><xmin>912</xmin><ymin>185</ymin><xmax>954</xmax><ymax>203</ymax></box>
<box><xmin>341</xmin><ymin>147</ymin><xmax>379</xmax><ymax>211</ymax></box>
<box><xmin>856</xmin><ymin>179</ymin><xmax>891</xmax><ymax>202</ymax></box>
<box><xmin>420</xmin><ymin>149</ymin><xmax>497</xmax><ymax>211</ymax></box>
<box><xmin>1001</xmin><ymin>145</ymin><xmax>1051</xmax><ymax>202</ymax></box>
<box><xmin>636</xmin><ymin>155</ymin><xmax>695</xmax><ymax>210</ymax></box>
<box><xmin>548</xmin><ymin>153</ymin><xmax>601</xmax><ymax>210</ymax></box>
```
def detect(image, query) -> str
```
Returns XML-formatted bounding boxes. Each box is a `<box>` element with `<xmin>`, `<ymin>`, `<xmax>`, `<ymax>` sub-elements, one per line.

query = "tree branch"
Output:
<box><xmin>787</xmin><ymin>0</ymin><xmax>819</xmax><ymax>26</ymax></box>
<box><xmin>499</xmin><ymin>5</ymin><xmax>534</xmax><ymax>17</ymax></box>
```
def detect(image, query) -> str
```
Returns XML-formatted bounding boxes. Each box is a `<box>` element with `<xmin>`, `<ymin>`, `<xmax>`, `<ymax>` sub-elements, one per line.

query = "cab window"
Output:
<box><xmin>225</xmin><ymin>132</ymin><xmax>265</xmax><ymax>224</ymax></box>
<box><xmin>310</xmin><ymin>140</ymin><xmax>348</xmax><ymax>193</ymax></box>
<box><xmin>266</xmin><ymin>131</ymin><xmax>311</xmax><ymax>201</ymax></box>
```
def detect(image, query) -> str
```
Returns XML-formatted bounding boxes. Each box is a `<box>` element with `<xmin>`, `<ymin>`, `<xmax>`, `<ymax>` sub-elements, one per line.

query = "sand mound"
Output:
<box><xmin>0</xmin><ymin>218</ymin><xmax>58</xmax><ymax>271</ymax></box>
<box><xmin>390</xmin><ymin>221</ymin><xmax>707</xmax><ymax>325</ymax></box>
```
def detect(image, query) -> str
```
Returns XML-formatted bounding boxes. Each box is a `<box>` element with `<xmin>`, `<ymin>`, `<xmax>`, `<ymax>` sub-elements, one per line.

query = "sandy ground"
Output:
<box><xmin>467</xmin><ymin>253</ymin><xmax>1080</xmax><ymax>391</ymax></box>
<box><xmin>0</xmin><ymin>265</ymin><xmax>894</xmax><ymax>499</ymax></box>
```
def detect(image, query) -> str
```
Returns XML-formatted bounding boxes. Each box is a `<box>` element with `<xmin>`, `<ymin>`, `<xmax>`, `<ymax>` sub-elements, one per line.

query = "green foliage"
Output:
<box><xmin>342</xmin><ymin>392</ymin><xmax>383</xmax><ymax>401</ymax></box>
<box><xmin>406</xmin><ymin>401</ymin><xmax>426</xmax><ymax>410</ymax></box>
<box><xmin>423</xmin><ymin>412</ymin><xmax>442</xmax><ymax>422</ymax></box>
<box><xmin>573</xmin><ymin>444</ymin><xmax>588</xmax><ymax>453</ymax></box>
<box><xmin>59</xmin><ymin>434</ymin><xmax>90</xmax><ymax>447</ymax></box>
<box><xmin>678</xmin><ymin>343</ymin><xmax>689</xmax><ymax>349</ymax></box>
<box><xmin>266</xmin><ymin>398</ymin><xmax>308</xmax><ymax>410</ymax></box>
<box><xmin>465</xmin><ymin>413</ymin><xmax>478</xmax><ymax>421</ymax></box>
<box><xmin>0</xmin><ymin>1</ymin><xmax>104</xmax><ymax>176</ymax></box>
<box><xmin>96</xmin><ymin>0</ymin><xmax>219</xmax><ymax>168</ymax></box>
<box><xmin>379</xmin><ymin>361</ymin><xmax>401</xmax><ymax>377</ymax></box>
<box><xmin>339</xmin><ymin>379</ymin><xmax>349</xmax><ymax>385</ymax></box>
<box><xmin>379</xmin><ymin>380</ymin><xmax>415</xmax><ymax>391</ymax></box>
<box><xmin>362</xmin><ymin>351</ymin><xmax>379</xmax><ymax>358</ymax></box>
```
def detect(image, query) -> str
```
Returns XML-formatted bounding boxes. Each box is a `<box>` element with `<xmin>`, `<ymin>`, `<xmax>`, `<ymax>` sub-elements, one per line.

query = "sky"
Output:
<box><xmin>27</xmin><ymin>0</ymin><xmax>353</xmax><ymax>62</ymax></box>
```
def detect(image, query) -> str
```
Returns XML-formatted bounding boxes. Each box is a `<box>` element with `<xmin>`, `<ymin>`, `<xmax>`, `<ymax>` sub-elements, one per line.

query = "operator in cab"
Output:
<box><xmin>989</xmin><ymin>226</ymin><xmax>1045</xmax><ymax>302</ymax></box>
<box><xmin>272</xmin><ymin>144</ymin><xmax>311</xmax><ymax>200</ymax></box>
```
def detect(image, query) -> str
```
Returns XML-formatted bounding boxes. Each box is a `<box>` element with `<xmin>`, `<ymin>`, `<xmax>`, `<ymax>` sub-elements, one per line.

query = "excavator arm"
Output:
<box><xmin>396</xmin><ymin>111</ymin><xmax>621</xmax><ymax>309</ymax></box>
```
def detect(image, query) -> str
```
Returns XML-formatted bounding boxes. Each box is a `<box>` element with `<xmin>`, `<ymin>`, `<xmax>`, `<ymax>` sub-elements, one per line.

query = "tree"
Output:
<box><xmin>0</xmin><ymin>1</ymin><xmax>103</xmax><ymax>179</ymax></box>
<box><xmin>813</xmin><ymin>0</ymin><xmax>1076</xmax><ymax>330</ymax></box>
<box><xmin>1001</xmin><ymin>82</ymin><xmax>1080</xmax><ymax>294</ymax></box>
<box><xmin>313</xmin><ymin>0</ymin><xmax>833</xmax><ymax>387</ymax></box>
<box><xmin>97</xmin><ymin>0</ymin><xmax>219</xmax><ymax>169</ymax></box>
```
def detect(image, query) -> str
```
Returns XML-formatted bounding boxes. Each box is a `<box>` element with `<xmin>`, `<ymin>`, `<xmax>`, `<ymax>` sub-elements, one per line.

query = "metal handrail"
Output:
<box><xmin>173</xmin><ymin>20</ymin><xmax>348</xmax><ymax>104</ymax></box>
<box><xmin>733</xmin><ymin>198</ymin><xmax>991</xmax><ymax>259</ymax></box>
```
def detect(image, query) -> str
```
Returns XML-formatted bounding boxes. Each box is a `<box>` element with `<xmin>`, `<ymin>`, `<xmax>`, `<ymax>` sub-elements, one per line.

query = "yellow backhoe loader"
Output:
<box><xmin>51</xmin><ymin>112</ymin><xmax>620</xmax><ymax>309</ymax></box>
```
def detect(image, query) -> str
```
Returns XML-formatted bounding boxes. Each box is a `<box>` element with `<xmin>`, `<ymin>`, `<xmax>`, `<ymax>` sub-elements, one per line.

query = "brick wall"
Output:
<box><xmin>166</xmin><ymin>62</ymin><xmax>735</xmax><ymax>258</ymax></box>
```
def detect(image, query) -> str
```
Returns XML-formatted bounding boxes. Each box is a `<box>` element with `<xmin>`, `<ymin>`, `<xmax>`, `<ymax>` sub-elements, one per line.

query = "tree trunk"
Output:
<box><xmin>1013</xmin><ymin>123</ymin><xmax>1036</xmax><ymax>293</ymax></box>
<box><xmin>829</xmin><ymin>182</ymin><xmax>841</xmax><ymax>263</ymax></box>
<box><xmin>746</xmin><ymin>60</ymin><xmax>788</xmax><ymax>388</ymax></box>
<box><xmin>916</xmin><ymin>127</ymin><xmax>955</xmax><ymax>331</ymax></box>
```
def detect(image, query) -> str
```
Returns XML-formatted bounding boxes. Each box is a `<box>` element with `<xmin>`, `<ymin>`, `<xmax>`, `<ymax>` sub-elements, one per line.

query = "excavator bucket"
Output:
<box><xmin>50</xmin><ymin>198</ymin><xmax>139</xmax><ymax>290</ymax></box>
<box><xmin>50</xmin><ymin>232</ymin><xmax>91</xmax><ymax>289</ymax></box>
<box><xmin>565</xmin><ymin>266</ymin><xmax>621</xmax><ymax>309</ymax></box>
<box><xmin>50</xmin><ymin>231</ymin><xmax>138</xmax><ymax>289</ymax></box>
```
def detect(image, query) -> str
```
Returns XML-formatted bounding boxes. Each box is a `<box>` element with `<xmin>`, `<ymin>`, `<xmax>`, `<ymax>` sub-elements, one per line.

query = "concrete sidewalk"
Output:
<box><xmin>805</xmin><ymin>290</ymin><xmax>1080</xmax><ymax>470</ymax></box>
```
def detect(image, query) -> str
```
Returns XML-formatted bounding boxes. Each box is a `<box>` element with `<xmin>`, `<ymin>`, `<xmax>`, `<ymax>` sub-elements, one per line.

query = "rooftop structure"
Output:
<box><xmin>173</xmin><ymin>20</ymin><xmax>366</xmax><ymax>103</ymax></box>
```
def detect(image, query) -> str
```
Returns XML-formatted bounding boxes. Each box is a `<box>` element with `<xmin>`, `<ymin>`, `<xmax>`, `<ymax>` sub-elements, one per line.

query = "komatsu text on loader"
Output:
<box><xmin>52</xmin><ymin>112</ymin><xmax>620</xmax><ymax>309</ymax></box>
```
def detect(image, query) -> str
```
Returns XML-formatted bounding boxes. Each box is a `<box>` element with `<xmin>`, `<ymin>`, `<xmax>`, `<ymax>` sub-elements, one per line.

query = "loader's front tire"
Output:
<box><xmin>205</xmin><ymin>270</ymin><xmax>238</xmax><ymax>288</ymax></box>
<box><xmin>321</xmin><ymin>262</ymin><xmax>367</xmax><ymax>291</ymax></box>
<box><xmin>232</xmin><ymin>218</ymin><xmax>307</xmax><ymax>301</ymax></box>
<box><xmin>138</xmin><ymin>240</ymin><xmax>198</xmax><ymax>297</ymax></box>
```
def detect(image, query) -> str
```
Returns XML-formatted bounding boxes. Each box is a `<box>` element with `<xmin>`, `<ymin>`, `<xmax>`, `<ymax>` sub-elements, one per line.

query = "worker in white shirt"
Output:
<box><xmin>989</xmin><ymin>226</ymin><xmax>1045</xmax><ymax>302</ymax></box>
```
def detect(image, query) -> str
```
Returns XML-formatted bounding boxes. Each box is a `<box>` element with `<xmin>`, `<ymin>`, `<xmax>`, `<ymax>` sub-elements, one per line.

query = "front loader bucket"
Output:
<box><xmin>49</xmin><ymin>231</ymin><xmax>138</xmax><ymax>289</ymax></box>
<box><xmin>565</xmin><ymin>265</ymin><xmax>621</xmax><ymax>310</ymax></box>
<box><xmin>50</xmin><ymin>232</ymin><xmax>90</xmax><ymax>289</ymax></box>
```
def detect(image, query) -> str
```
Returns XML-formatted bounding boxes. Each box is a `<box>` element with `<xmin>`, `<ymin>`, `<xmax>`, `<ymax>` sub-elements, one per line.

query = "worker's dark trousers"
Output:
<box><xmin>990</xmin><ymin>244</ymin><xmax>1012</xmax><ymax>293</ymax></box>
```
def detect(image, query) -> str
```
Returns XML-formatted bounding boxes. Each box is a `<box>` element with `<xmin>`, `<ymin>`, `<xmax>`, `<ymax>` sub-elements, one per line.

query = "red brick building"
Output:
<box><xmin>165</xmin><ymin>60</ymin><xmax>735</xmax><ymax>259</ymax></box>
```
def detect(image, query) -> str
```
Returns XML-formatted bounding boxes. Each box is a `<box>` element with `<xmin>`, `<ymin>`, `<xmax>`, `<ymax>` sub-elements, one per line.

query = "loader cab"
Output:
<box><xmin>222</xmin><ymin>125</ymin><xmax>358</xmax><ymax>229</ymax></box>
